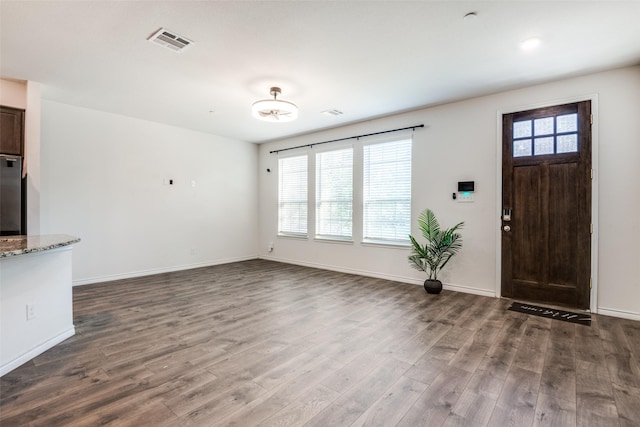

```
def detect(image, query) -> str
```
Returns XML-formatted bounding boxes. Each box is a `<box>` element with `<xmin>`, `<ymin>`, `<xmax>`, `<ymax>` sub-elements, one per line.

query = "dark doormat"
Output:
<box><xmin>508</xmin><ymin>301</ymin><xmax>591</xmax><ymax>326</ymax></box>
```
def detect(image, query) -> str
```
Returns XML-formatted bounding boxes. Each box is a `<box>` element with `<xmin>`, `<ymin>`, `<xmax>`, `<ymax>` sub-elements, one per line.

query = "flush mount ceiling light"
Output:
<box><xmin>252</xmin><ymin>87</ymin><xmax>298</xmax><ymax>122</ymax></box>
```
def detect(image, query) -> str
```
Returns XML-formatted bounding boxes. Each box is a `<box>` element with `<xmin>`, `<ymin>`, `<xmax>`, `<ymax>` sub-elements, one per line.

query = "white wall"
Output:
<box><xmin>259</xmin><ymin>66</ymin><xmax>640</xmax><ymax>319</ymax></box>
<box><xmin>0</xmin><ymin>78</ymin><xmax>26</xmax><ymax>108</ymax></box>
<box><xmin>40</xmin><ymin>101</ymin><xmax>259</xmax><ymax>284</ymax></box>
<box><xmin>25</xmin><ymin>81</ymin><xmax>42</xmax><ymax>234</ymax></box>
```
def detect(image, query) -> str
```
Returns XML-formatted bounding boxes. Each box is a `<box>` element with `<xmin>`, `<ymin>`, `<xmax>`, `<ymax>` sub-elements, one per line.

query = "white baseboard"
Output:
<box><xmin>73</xmin><ymin>255</ymin><xmax>258</xmax><ymax>286</ymax></box>
<box><xmin>74</xmin><ymin>256</ymin><xmax>638</xmax><ymax>321</ymax></box>
<box><xmin>259</xmin><ymin>255</ymin><xmax>496</xmax><ymax>298</ymax></box>
<box><xmin>260</xmin><ymin>255</ymin><xmax>413</xmax><ymax>283</ymax></box>
<box><xmin>597</xmin><ymin>307</ymin><xmax>640</xmax><ymax>321</ymax></box>
<box><xmin>1</xmin><ymin>327</ymin><xmax>75</xmax><ymax>377</ymax></box>
<box><xmin>442</xmin><ymin>282</ymin><xmax>497</xmax><ymax>298</ymax></box>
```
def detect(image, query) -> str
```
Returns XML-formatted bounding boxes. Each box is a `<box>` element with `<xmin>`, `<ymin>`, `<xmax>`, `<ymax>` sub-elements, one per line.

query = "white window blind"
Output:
<box><xmin>278</xmin><ymin>155</ymin><xmax>308</xmax><ymax>236</ymax></box>
<box><xmin>363</xmin><ymin>138</ymin><xmax>412</xmax><ymax>243</ymax></box>
<box><xmin>316</xmin><ymin>148</ymin><xmax>353</xmax><ymax>239</ymax></box>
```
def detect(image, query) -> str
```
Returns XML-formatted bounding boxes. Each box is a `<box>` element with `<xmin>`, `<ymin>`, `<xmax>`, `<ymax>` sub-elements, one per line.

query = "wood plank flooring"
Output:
<box><xmin>1</xmin><ymin>259</ymin><xmax>639</xmax><ymax>426</ymax></box>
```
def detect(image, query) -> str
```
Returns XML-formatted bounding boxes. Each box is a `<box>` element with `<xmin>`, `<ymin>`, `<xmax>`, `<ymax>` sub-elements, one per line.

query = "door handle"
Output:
<box><xmin>503</xmin><ymin>225</ymin><xmax>511</xmax><ymax>232</ymax></box>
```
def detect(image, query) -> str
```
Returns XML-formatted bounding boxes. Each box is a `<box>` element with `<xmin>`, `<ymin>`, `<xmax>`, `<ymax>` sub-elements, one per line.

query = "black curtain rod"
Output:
<box><xmin>269</xmin><ymin>124</ymin><xmax>424</xmax><ymax>154</ymax></box>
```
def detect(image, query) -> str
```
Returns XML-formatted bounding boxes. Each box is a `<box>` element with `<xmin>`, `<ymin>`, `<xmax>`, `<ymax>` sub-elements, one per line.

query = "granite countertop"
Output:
<box><xmin>0</xmin><ymin>235</ymin><xmax>81</xmax><ymax>258</ymax></box>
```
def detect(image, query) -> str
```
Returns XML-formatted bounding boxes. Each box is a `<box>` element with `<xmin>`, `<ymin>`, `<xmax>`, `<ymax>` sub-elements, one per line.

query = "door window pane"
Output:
<box><xmin>557</xmin><ymin>113</ymin><xmax>577</xmax><ymax>133</ymax></box>
<box><xmin>514</xmin><ymin>139</ymin><xmax>532</xmax><ymax>157</ymax></box>
<box><xmin>534</xmin><ymin>117</ymin><xmax>554</xmax><ymax>136</ymax></box>
<box><xmin>557</xmin><ymin>134</ymin><xmax>578</xmax><ymax>153</ymax></box>
<box><xmin>513</xmin><ymin>120</ymin><xmax>532</xmax><ymax>138</ymax></box>
<box><xmin>534</xmin><ymin>137</ymin><xmax>554</xmax><ymax>155</ymax></box>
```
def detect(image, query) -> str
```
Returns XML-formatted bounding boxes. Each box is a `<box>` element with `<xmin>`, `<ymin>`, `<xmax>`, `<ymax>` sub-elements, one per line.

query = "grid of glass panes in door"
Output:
<box><xmin>513</xmin><ymin>113</ymin><xmax>578</xmax><ymax>157</ymax></box>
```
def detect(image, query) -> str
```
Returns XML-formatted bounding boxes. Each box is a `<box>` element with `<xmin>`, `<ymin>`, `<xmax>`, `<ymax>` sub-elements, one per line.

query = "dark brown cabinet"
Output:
<box><xmin>0</xmin><ymin>106</ymin><xmax>25</xmax><ymax>155</ymax></box>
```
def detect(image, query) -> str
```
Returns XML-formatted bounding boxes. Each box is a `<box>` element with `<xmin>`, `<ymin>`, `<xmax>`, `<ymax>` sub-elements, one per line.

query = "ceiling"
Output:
<box><xmin>2</xmin><ymin>1</ymin><xmax>640</xmax><ymax>144</ymax></box>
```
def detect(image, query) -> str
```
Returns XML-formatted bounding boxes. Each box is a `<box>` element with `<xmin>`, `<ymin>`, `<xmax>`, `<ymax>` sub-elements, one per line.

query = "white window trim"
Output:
<box><xmin>362</xmin><ymin>135</ymin><xmax>413</xmax><ymax>245</ymax></box>
<box><xmin>274</xmin><ymin>130</ymin><xmax>414</xmax><ymax>251</ymax></box>
<box><xmin>278</xmin><ymin>153</ymin><xmax>309</xmax><ymax>237</ymax></box>
<box><xmin>315</xmin><ymin>146</ymin><xmax>354</xmax><ymax>241</ymax></box>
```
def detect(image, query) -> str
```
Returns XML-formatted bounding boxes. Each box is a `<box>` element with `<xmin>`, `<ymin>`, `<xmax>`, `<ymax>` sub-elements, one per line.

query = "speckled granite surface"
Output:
<box><xmin>0</xmin><ymin>235</ymin><xmax>80</xmax><ymax>258</ymax></box>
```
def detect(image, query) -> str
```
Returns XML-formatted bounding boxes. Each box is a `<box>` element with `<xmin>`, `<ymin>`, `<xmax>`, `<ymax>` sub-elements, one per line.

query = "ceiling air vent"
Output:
<box><xmin>147</xmin><ymin>28</ymin><xmax>194</xmax><ymax>52</ymax></box>
<box><xmin>322</xmin><ymin>109</ymin><xmax>344</xmax><ymax>116</ymax></box>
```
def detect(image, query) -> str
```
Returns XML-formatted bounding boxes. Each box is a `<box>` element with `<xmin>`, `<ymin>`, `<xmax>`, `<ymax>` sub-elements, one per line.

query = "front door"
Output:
<box><xmin>501</xmin><ymin>101</ymin><xmax>592</xmax><ymax>309</ymax></box>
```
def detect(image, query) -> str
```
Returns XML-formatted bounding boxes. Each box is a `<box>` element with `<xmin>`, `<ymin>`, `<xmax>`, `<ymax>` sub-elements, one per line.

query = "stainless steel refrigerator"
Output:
<box><xmin>0</xmin><ymin>154</ymin><xmax>25</xmax><ymax>236</ymax></box>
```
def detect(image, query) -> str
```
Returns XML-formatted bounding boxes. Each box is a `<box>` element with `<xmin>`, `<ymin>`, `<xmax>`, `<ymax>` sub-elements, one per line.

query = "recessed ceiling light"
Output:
<box><xmin>463</xmin><ymin>12</ymin><xmax>477</xmax><ymax>20</ymax></box>
<box><xmin>520</xmin><ymin>37</ymin><xmax>541</xmax><ymax>50</ymax></box>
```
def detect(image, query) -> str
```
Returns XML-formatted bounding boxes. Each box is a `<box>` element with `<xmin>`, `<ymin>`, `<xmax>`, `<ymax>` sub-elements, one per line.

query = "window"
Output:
<box><xmin>363</xmin><ymin>138</ymin><xmax>412</xmax><ymax>244</ymax></box>
<box><xmin>278</xmin><ymin>155</ymin><xmax>308</xmax><ymax>236</ymax></box>
<box><xmin>316</xmin><ymin>148</ymin><xmax>353</xmax><ymax>240</ymax></box>
<box><xmin>513</xmin><ymin>113</ymin><xmax>578</xmax><ymax>157</ymax></box>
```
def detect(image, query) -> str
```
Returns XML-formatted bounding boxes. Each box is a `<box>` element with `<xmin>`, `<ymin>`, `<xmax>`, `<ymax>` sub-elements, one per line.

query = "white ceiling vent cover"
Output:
<box><xmin>148</xmin><ymin>28</ymin><xmax>194</xmax><ymax>52</ymax></box>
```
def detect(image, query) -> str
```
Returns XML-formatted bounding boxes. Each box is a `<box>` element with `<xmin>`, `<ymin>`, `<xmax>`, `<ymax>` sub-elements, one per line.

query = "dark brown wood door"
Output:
<box><xmin>501</xmin><ymin>101</ymin><xmax>592</xmax><ymax>309</ymax></box>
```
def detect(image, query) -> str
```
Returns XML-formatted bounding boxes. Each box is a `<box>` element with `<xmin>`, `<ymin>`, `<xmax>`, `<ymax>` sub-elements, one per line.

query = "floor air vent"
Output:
<box><xmin>148</xmin><ymin>28</ymin><xmax>193</xmax><ymax>52</ymax></box>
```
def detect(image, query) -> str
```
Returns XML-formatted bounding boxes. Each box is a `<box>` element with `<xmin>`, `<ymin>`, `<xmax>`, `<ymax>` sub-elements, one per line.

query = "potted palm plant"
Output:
<box><xmin>408</xmin><ymin>209</ymin><xmax>464</xmax><ymax>294</ymax></box>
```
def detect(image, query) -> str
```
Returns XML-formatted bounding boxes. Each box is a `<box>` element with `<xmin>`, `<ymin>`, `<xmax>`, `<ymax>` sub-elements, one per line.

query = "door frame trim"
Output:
<box><xmin>495</xmin><ymin>94</ymin><xmax>599</xmax><ymax>312</ymax></box>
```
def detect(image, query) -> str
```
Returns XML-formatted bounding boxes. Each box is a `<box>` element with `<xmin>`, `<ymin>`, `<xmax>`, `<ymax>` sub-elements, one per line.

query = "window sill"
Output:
<box><xmin>277</xmin><ymin>233</ymin><xmax>308</xmax><ymax>241</ymax></box>
<box><xmin>313</xmin><ymin>236</ymin><xmax>354</xmax><ymax>245</ymax></box>
<box><xmin>361</xmin><ymin>239</ymin><xmax>411</xmax><ymax>249</ymax></box>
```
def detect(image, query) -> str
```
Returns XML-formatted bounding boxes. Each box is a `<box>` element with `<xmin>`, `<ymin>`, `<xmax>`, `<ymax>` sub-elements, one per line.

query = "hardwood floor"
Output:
<box><xmin>1</xmin><ymin>259</ymin><xmax>639</xmax><ymax>426</ymax></box>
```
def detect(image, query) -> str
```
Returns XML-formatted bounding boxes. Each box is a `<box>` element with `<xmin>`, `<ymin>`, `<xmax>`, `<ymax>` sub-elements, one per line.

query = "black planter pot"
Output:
<box><xmin>423</xmin><ymin>279</ymin><xmax>443</xmax><ymax>294</ymax></box>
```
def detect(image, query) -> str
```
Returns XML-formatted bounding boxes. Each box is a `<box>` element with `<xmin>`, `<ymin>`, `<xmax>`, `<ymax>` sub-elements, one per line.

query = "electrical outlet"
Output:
<box><xmin>190</xmin><ymin>248</ymin><xmax>196</xmax><ymax>255</ymax></box>
<box><xmin>26</xmin><ymin>303</ymin><xmax>36</xmax><ymax>320</ymax></box>
<box><xmin>268</xmin><ymin>242</ymin><xmax>274</xmax><ymax>252</ymax></box>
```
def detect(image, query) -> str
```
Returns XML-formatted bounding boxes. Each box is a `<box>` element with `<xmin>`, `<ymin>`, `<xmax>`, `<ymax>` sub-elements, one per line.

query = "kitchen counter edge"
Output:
<box><xmin>0</xmin><ymin>235</ymin><xmax>81</xmax><ymax>258</ymax></box>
